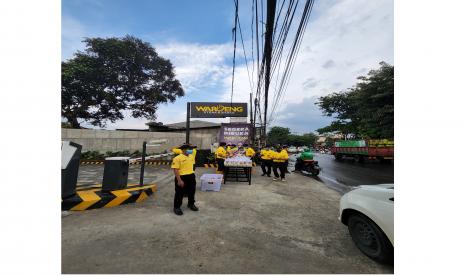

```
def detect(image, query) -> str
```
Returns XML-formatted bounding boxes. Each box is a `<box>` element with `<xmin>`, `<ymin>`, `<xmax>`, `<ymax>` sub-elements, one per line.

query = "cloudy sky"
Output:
<box><xmin>62</xmin><ymin>0</ymin><xmax>393</xmax><ymax>134</ymax></box>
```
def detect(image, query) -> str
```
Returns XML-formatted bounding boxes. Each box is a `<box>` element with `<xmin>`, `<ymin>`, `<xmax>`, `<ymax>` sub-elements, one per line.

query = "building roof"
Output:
<box><xmin>164</xmin><ymin>120</ymin><xmax>220</xmax><ymax>129</ymax></box>
<box><xmin>146</xmin><ymin>120</ymin><xmax>220</xmax><ymax>131</ymax></box>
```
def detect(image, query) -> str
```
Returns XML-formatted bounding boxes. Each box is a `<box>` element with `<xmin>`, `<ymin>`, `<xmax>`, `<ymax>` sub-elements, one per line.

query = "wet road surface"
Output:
<box><xmin>289</xmin><ymin>153</ymin><xmax>394</xmax><ymax>194</ymax></box>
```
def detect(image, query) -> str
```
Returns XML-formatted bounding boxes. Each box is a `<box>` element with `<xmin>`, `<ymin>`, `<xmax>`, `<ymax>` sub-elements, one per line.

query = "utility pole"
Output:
<box><xmin>263</xmin><ymin>0</ymin><xmax>277</xmax><ymax>146</ymax></box>
<box><xmin>253</xmin><ymin>97</ymin><xmax>258</xmax><ymax>146</ymax></box>
<box><xmin>249</xmin><ymin>92</ymin><xmax>254</xmax><ymax>145</ymax></box>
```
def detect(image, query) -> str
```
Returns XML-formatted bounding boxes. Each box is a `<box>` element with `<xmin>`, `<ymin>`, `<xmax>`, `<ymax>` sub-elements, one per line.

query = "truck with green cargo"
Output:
<box><xmin>330</xmin><ymin>139</ymin><xmax>394</xmax><ymax>163</ymax></box>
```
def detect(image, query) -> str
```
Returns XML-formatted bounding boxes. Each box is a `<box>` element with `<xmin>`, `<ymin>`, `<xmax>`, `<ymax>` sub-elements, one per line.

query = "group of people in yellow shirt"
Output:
<box><xmin>215</xmin><ymin>142</ymin><xmax>288</xmax><ymax>181</ymax></box>
<box><xmin>214</xmin><ymin>142</ymin><xmax>256</xmax><ymax>173</ymax></box>
<box><xmin>259</xmin><ymin>145</ymin><xmax>289</xmax><ymax>181</ymax></box>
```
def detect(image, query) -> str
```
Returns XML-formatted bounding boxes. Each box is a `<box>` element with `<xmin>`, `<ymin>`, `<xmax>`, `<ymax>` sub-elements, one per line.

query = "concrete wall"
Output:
<box><xmin>169</xmin><ymin>128</ymin><xmax>220</xmax><ymax>138</ymax></box>
<box><xmin>61</xmin><ymin>129</ymin><xmax>217</xmax><ymax>153</ymax></box>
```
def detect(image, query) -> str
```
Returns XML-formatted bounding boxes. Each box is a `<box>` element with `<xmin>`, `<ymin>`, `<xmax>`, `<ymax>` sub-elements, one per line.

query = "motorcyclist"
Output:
<box><xmin>294</xmin><ymin>148</ymin><xmax>314</xmax><ymax>171</ymax></box>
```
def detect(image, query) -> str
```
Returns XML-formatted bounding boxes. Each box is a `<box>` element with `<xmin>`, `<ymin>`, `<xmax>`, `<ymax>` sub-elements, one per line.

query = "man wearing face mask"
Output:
<box><xmin>171</xmin><ymin>143</ymin><xmax>199</xmax><ymax>216</ymax></box>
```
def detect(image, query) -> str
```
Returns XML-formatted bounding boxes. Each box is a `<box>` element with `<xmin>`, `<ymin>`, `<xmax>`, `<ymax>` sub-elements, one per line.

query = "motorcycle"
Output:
<box><xmin>294</xmin><ymin>158</ymin><xmax>320</xmax><ymax>176</ymax></box>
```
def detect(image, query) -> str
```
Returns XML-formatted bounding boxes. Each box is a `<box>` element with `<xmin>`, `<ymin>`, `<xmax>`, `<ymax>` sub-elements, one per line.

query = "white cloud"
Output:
<box><xmin>156</xmin><ymin>42</ymin><xmax>233</xmax><ymax>93</ymax></box>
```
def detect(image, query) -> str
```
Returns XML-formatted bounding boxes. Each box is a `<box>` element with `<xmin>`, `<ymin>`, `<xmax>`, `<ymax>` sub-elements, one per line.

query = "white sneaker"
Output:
<box><xmin>281</xmin><ymin>178</ymin><xmax>286</xmax><ymax>182</ymax></box>
<box><xmin>273</xmin><ymin>178</ymin><xmax>279</xmax><ymax>181</ymax></box>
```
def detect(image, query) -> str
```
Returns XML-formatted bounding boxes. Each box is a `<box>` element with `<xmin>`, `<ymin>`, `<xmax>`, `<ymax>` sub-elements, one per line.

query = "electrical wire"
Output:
<box><xmin>269</xmin><ymin>0</ymin><xmax>314</xmax><ymax>123</ymax></box>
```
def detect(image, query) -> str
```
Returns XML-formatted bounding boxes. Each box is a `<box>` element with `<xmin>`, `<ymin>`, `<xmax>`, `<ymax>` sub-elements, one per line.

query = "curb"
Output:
<box><xmin>61</xmin><ymin>183</ymin><xmax>157</xmax><ymax>211</ymax></box>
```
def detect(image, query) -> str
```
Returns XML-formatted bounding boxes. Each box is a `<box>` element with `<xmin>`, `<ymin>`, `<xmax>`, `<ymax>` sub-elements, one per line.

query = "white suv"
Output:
<box><xmin>339</xmin><ymin>184</ymin><xmax>394</xmax><ymax>264</ymax></box>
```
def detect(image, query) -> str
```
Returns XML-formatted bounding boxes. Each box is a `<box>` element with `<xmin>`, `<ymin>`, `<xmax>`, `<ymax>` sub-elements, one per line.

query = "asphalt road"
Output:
<box><xmin>289</xmin><ymin>153</ymin><xmax>394</xmax><ymax>194</ymax></box>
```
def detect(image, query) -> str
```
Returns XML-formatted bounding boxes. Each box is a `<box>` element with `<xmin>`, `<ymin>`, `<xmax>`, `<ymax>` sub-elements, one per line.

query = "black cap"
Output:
<box><xmin>177</xmin><ymin>143</ymin><xmax>197</xmax><ymax>150</ymax></box>
<box><xmin>282</xmin><ymin>145</ymin><xmax>289</xmax><ymax>148</ymax></box>
<box><xmin>243</xmin><ymin>143</ymin><xmax>249</xmax><ymax>147</ymax></box>
<box><xmin>219</xmin><ymin>142</ymin><xmax>227</xmax><ymax>146</ymax></box>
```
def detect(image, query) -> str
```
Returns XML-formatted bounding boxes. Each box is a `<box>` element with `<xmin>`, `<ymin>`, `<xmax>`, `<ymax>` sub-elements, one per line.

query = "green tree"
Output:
<box><xmin>62</xmin><ymin>35</ymin><xmax>184</xmax><ymax>128</ymax></box>
<box><xmin>267</xmin><ymin>127</ymin><xmax>317</xmax><ymax>147</ymax></box>
<box><xmin>316</xmin><ymin>62</ymin><xmax>394</xmax><ymax>139</ymax></box>
<box><xmin>267</xmin><ymin>126</ymin><xmax>291</xmax><ymax>146</ymax></box>
<box><xmin>301</xmin><ymin>133</ymin><xmax>317</xmax><ymax>146</ymax></box>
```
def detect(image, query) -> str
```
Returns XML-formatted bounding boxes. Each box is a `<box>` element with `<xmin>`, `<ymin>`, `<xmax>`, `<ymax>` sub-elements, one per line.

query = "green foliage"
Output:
<box><xmin>105</xmin><ymin>150</ymin><xmax>131</xmax><ymax>157</ymax></box>
<box><xmin>267</xmin><ymin>126</ymin><xmax>317</xmax><ymax>147</ymax></box>
<box><xmin>80</xmin><ymin>151</ymin><xmax>105</xmax><ymax>160</ymax></box>
<box><xmin>267</xmin><ymin>127</ymin><xmax>291</xmax><ymax>146</ymax></box>
<box><xmin>61</xmin><ymin>122</ymin><xmax>73</xmax><ymax>128</ymax></box>
<box><xmin>62</xmin><ymin>35</ymin><xmax>184</xmax><ymax>128</ymax></box>
<box><xmin>316</xmin><ymin>62</ymin><xmax>394</xmax><ymax>139</ymax></box>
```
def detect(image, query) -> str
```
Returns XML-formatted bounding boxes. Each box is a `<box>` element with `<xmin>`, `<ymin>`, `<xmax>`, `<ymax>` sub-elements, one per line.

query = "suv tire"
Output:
<box><xmin>347</xmin><ymin>213</ymin><xmax>393</xmax><ymax>264</ymax></box>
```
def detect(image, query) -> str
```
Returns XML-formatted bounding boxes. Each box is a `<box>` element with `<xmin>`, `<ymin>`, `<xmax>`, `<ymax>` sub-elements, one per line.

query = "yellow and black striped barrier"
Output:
<box><xmin>62</xmin><ymin>183</ymin><xmax>157</xmax><ymax>211</ymax></box>
<box><xmin>80</xmin><ymin>161</ymin><xmax>104</xmax><ymax>165</ymax></box>
<box><xmin>203</xmin><ymin>163</ymin><xmax>257</xmax><ymax>168</ymax></box>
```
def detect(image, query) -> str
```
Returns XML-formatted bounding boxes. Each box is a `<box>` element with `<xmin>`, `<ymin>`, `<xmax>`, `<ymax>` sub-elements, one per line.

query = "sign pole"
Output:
<box><xmin>139</xmin><ymin>141</ymin><xmax>146</xmax><ymax>186</ymax></box>
<box><xmin>186</xmin><ymin>102</ymin><xmax>191</xmax><ymax>143</ymax></box>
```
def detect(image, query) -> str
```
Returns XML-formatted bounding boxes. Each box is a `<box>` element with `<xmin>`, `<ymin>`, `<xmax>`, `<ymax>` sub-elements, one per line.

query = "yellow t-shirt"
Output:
<box><xmin>215</xmin><ymin>146</ymin><xmax>227</xmax><ymax>159</ymax></box>
<box><xmin>260</xmin><ymin>149</ymin><xmax>271</xmax><ymax>160</ymax></box>
<box><xmin>171</xmin><ymin>153</ymin><xmax>194</xmax><ymax>175</ymax></box>
<box><xmin>273</xmin><ymin>150</ymin><xmax>289</xmax><ymax>162</ymax></box>
<box><xmin>246</xmin><ymin>147</ymin><xmax>256</xmax><ymax>157</ymax></box>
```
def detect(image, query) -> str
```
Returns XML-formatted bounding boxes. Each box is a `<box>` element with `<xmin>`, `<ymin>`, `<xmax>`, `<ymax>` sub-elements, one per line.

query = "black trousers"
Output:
<box><xmin>216</xmin><ymin>158</ymin><xmax>225</xmax><ymax>172</ymax></box>
<box><xmin>174</xmin><ymin>173</ymin><xmax>196</xmax><ymax>208</ymax></box>
<box><xmin>273</xmin><ymin>162</ymin><xmax>286</xmax><ymax>179</ymax></box>
<box><xmin>261</xmin><ymin>159</ymin><xmax>272</xmax><ymax>176</ymax></box>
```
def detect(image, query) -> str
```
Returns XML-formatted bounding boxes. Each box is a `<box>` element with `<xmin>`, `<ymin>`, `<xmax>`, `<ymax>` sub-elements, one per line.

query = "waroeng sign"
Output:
<box><xmin>190</xmin><ymin>102</ymin><xmax>247</xmax><ymax>118</ymax></box>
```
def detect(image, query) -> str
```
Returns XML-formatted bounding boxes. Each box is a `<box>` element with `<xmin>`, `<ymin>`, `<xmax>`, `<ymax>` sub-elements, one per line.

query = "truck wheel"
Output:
<box><xmin>347</xmin><ymin>213</ymin><xmax>393</xmax><ymax>264</ymax></box>
<box><xmin>335</xmin><ymin>154</ymin><xmax>342</xmax><ymax>161</ymax></box>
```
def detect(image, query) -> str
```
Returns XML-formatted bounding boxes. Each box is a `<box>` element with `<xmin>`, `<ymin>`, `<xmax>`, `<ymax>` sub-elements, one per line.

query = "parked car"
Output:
<box><xmin>339</xmin><ymin>184</ymin><xmax>394</xmax><ymax>264</ymax></box>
